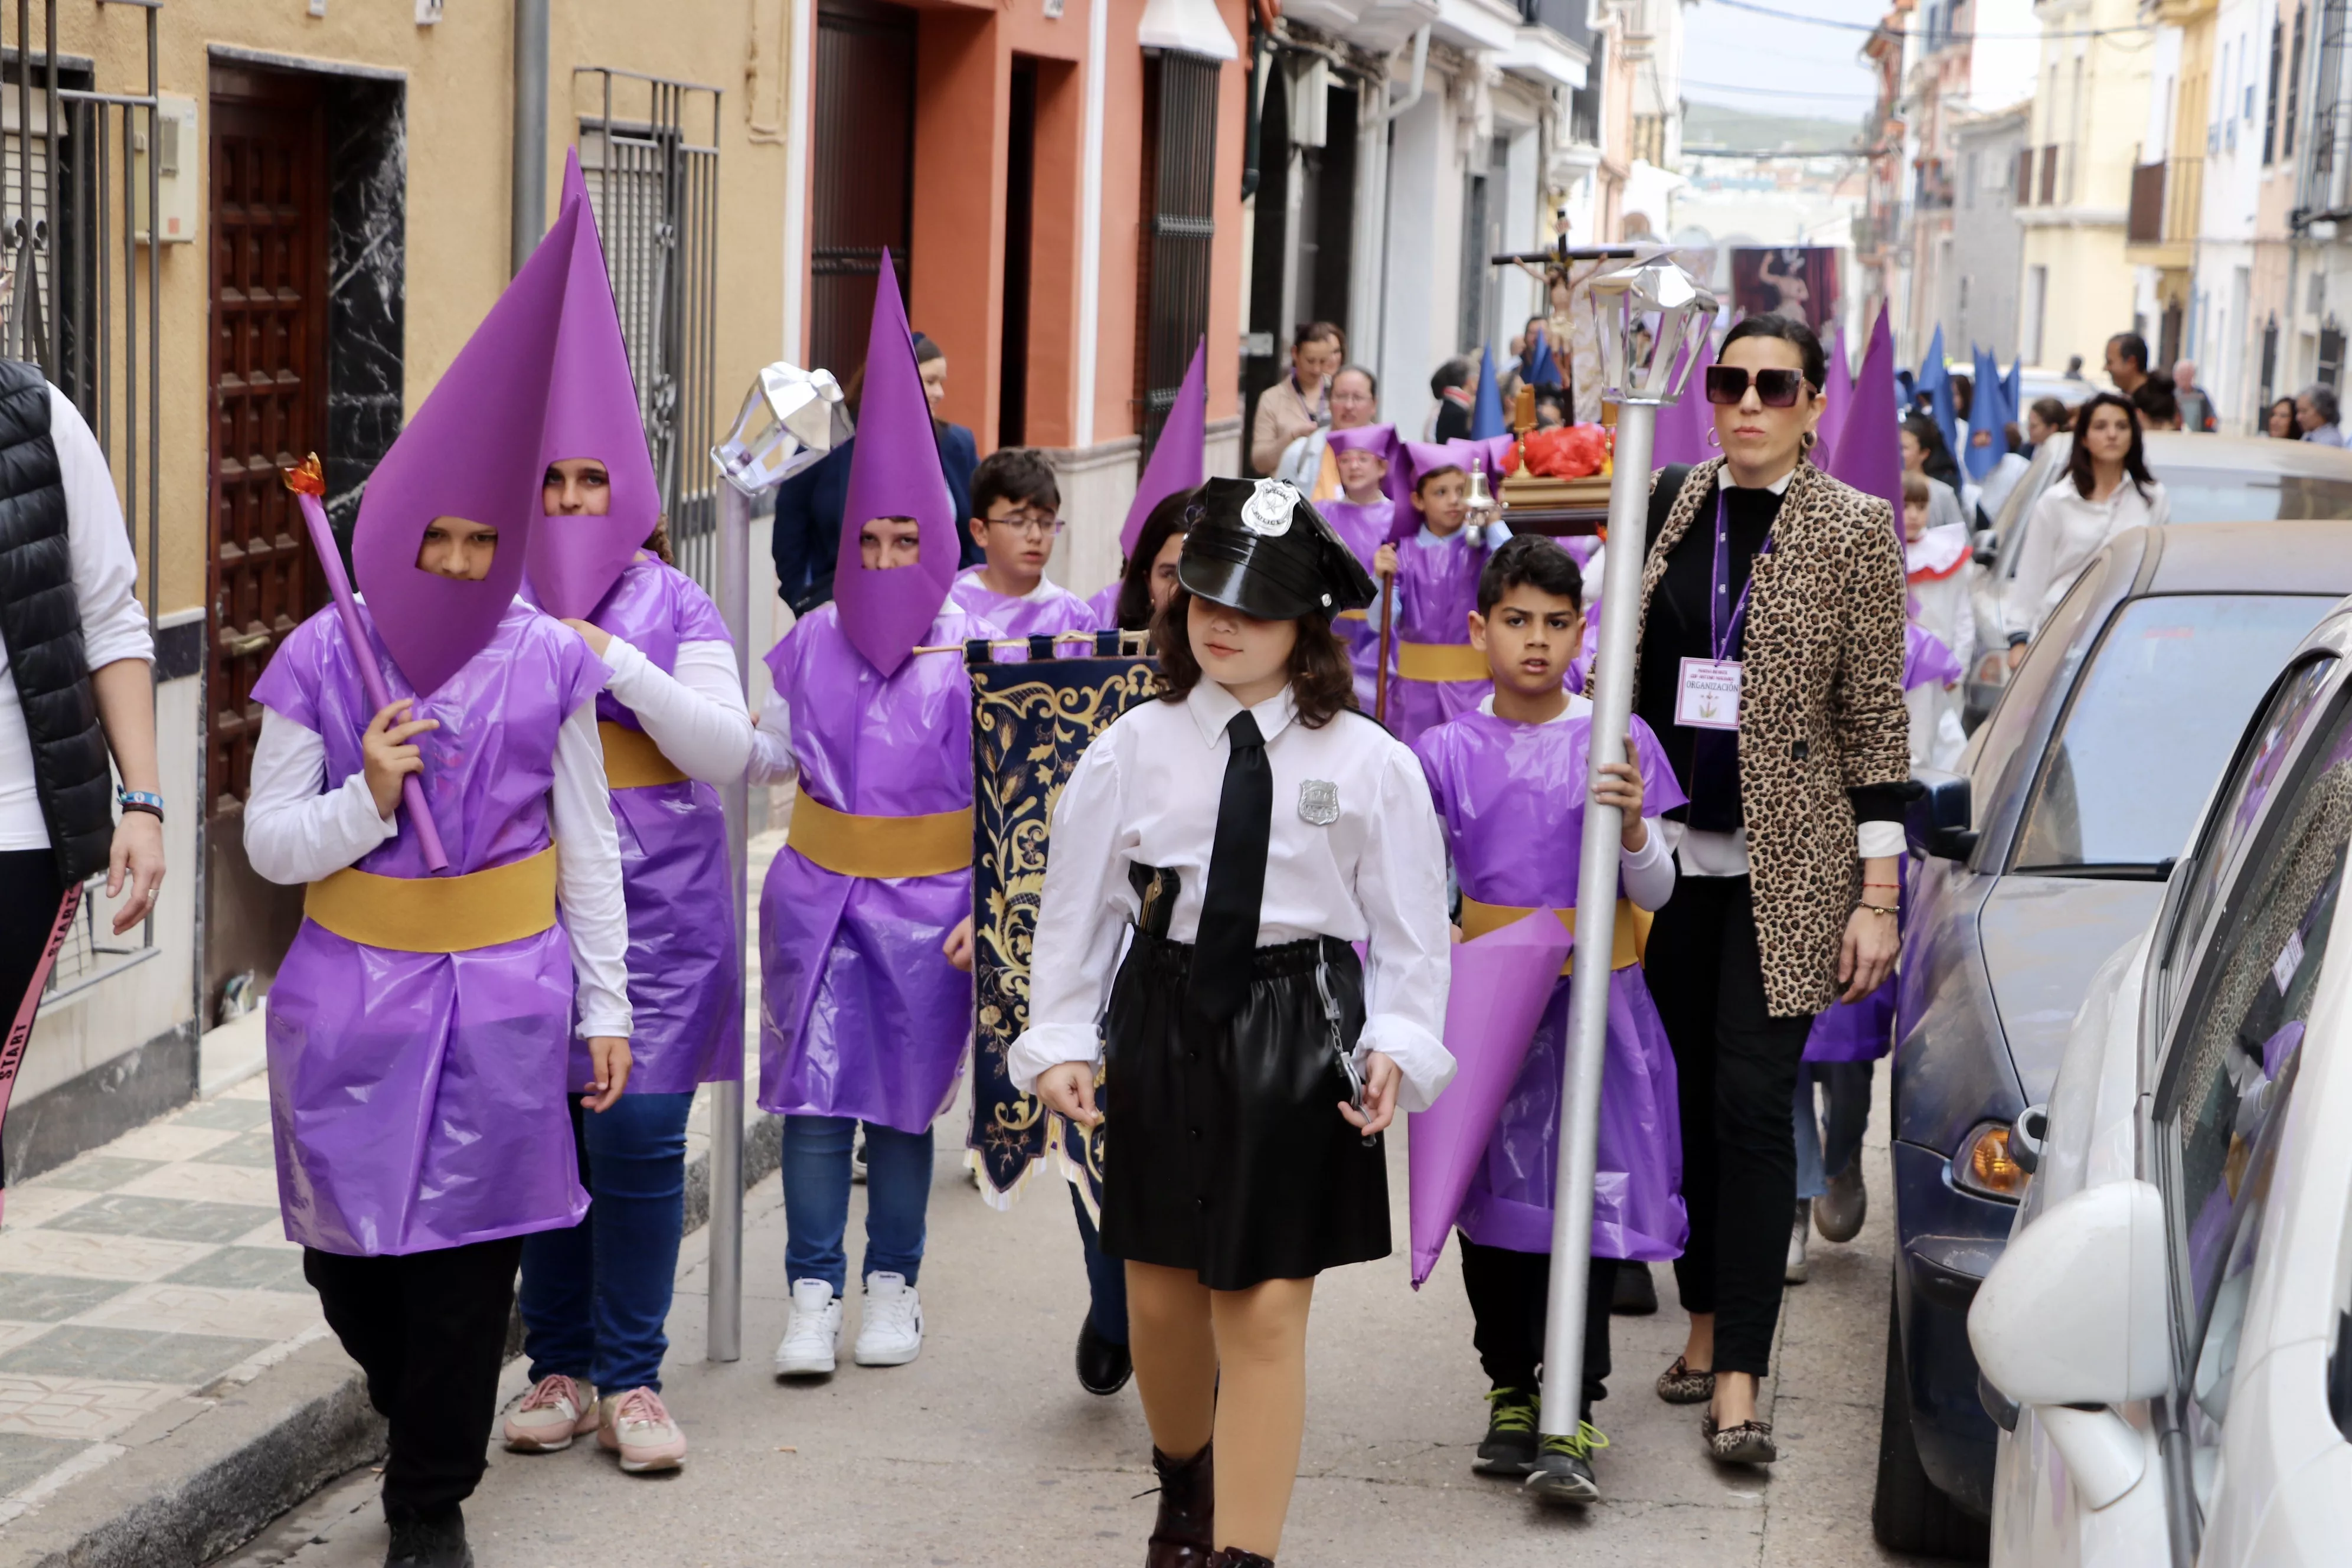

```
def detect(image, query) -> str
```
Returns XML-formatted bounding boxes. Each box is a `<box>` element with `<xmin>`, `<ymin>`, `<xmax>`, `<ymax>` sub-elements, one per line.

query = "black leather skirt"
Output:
<box><xmin>1098</xmin><ymin>927</ymin><xmax>1391</xmax><ymax>1291</ymax></box>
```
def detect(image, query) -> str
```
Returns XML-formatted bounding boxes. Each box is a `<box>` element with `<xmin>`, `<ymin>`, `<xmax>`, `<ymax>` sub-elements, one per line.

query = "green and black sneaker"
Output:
<box><xmin>1523</xmin><ymin>1422</ymin><xmax>1609</xmax><ymax>1505</ymax></box>
<box><xmin>1474</xmin><ymin>1386</ymin><xmax>1539</xmax><ymax>1476</ymax></box>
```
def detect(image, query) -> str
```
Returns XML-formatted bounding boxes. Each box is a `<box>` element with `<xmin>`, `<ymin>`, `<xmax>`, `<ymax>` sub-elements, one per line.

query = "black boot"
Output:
<box><xmin>1145</xmin><ymin>1443</ymin><xmax>1213</xmax><ymax>1568</ymax></box>
<box><xmin>1210</xmin><ymin>1551</ymin><xmax>1274</xmax><ymax>1567</ymax></box>
<box><xmin>1611</xmin><ymin>1263</ymin><xmax>1658</xmax><ymax>1315</ymax></box>
<box><xmin>384</xmin><ymin>1501</ymin><xmax>472</xmax><ymax>1568</ymax></box>
<box><xmin>1077</xmin><ymin>1318</ymin><xmax>1133</xmax><ymax>1396</ymax></box>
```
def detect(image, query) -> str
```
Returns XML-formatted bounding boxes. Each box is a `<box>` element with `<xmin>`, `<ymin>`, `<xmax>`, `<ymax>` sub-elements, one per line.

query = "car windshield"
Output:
<box><xmin>2153</xmin><ymin>467</ymin><xmax>2352</xmax><ymax>522</ymax></box>
<box><xmin>2013</xmin><ymin>595</ymin><xmax>2336</xmax><ymax>873</ymax></box>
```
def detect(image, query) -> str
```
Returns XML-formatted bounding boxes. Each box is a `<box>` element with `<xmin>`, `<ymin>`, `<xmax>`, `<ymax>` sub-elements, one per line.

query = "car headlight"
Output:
<box><xmin>1954</xmin><ymin>1121</ymin><xmax>2029</xmax><ymax>1202</ymax></box>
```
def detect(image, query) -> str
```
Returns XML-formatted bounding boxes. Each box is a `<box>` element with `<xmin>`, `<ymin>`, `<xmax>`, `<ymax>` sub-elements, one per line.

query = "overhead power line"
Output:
<box><xmin>1707</xmin><ymin>0</ymin><xmax>2155</xmax><ymax>42</ymax></box>
<box><xmin>1684</xmin><ymin>76</ymin><xmax>1880</xmax><ymax>101</ymax></box>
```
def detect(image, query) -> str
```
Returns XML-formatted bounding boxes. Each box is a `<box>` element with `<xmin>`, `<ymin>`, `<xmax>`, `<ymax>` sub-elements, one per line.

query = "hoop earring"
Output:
<box><xmin>1706</xmin><ymin>429</ymin><xmax>1721</xmax><ymax>448</ymax></box>
<box><xmin>1800</xmin><ymin>430</ymin><xmax>1817</xmax><ymax>452</ymax></box>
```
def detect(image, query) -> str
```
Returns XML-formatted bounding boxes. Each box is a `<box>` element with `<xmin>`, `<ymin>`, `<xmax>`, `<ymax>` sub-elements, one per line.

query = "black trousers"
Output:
<box><xmin>1644</xmin><ymin>874</ymin><xmax>1815</xmax><ymax>1378</ymax></box>
<box><xmin>305</xmin><ymin>1236</ymin><xmax>526</xmax><ymax>1514</ymax></box>
<box><xmin>1458</xmin><ymin>1238</ymin><xmax>1616</xmax><ymax>1420</ymax></box>
<box><xmin>1</xmin><ymin>848</ymin><xmax>68</xmax><ymax>1190</ymax></box>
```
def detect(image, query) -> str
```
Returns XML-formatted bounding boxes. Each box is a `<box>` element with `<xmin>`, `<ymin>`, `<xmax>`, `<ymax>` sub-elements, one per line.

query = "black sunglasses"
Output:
<box><xmin>1704</xmin><ymin>366</ymin><xmax>1812</xmax><ymax>408</ymax></box>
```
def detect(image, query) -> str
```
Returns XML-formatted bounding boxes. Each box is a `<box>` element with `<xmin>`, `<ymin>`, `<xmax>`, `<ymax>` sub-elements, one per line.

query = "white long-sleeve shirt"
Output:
<box><xmin>243</xmin><ymin>694</ymin><xmax>633</xmax><ymax>1038</ymax></box>
<box><xmin>2006</xmin><ymin>476</ymin><xmax>2170</xmax><ymax>640</ymax></box>
<box><xmin>1009</xmin><ymin>679</ymin><xmax>1458</xmax><ymax>1110</ymax></box>
<box><xmin>0</xmin><ymin>387</ymin><xmax>153</xmax><ymax>851</ymax></box>
<box><xmin>597</xmin><ymin>636</ymin><xmax>751</xmax><ymax>784</ymax></box>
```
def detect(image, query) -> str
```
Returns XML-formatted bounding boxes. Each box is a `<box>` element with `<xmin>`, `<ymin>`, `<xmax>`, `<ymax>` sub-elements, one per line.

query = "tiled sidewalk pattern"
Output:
<box><xmin>0</xmin><ymin>829</ymin><xmax>785</xmax><ymax>1531</ymax></box>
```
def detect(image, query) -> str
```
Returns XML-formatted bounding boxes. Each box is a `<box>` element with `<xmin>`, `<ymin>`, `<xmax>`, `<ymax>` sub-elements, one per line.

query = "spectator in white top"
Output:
<box><xmin>2297</xmin><ymin>383</ymin><xmax>2345</xmax><ymax>447</ymax></box>
<box><xmin>0</xmin><ymin>367</ymin><xmax>162</xmax><ymax>1168</ymax></box>
<box><xmin>2006</xmin><ymin>392</ymin><xmax>2170</xmax><ymax>655</ymax></box>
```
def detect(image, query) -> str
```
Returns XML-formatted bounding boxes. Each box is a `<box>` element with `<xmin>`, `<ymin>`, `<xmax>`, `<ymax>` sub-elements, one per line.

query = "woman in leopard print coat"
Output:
<box><xmin>1627</xmin><ymin>313</ymin><xmax>1911</xmax><ymax>1466</ymax></box>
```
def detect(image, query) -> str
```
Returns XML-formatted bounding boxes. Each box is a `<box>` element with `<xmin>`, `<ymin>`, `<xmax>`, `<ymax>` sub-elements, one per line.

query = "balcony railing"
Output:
<box><xmin>2128</xmin><ymin>159</ymin><xmax>2164</xmax><ymax>241</ymax></box>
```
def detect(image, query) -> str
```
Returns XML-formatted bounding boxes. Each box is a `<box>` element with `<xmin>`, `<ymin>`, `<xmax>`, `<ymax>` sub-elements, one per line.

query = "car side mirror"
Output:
<box><xmin>1972</xmin><ymin>527</ymin><xmax>2000</xmax><ymax>567</ymax></box>
<box><xmin>1906</xmin><ymin>769</ymin><xmax>1978</xmax><ymax>862</ymax></box>
<box><xmin>1968</xmin><ymin>1178</ymin><xmax>2173</xmax><ymax>1509</ymax></box>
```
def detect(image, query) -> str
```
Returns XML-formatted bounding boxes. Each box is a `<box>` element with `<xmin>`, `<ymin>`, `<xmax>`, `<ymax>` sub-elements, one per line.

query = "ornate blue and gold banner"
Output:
<box><xmin>966</xmin><ymin>631</ymin><xmax>1158</xmax><ymax>1216</ymax></box>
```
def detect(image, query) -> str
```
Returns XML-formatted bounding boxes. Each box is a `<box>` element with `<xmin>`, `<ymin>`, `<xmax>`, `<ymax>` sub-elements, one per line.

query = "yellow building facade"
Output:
<box><xmin>2017</xmin><ymin>0</ymin><xmax>2153</xmax><ymax>374</ymax></box>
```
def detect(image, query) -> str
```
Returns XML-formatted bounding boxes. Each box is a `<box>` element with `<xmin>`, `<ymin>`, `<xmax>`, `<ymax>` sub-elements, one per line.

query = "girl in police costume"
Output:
<box><xmin>1016</xmin><ymin>476</ymin><xmax>1455</xmax><ymax>1568</ymax></box>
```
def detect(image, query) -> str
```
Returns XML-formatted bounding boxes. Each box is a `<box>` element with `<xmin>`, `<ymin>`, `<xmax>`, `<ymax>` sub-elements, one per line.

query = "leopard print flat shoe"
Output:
<box><xmin>1700</xmin><ymin>1415</ymin><xmax>1776</xmax><ymax>1464</ymax></box>
<box><xmin>1655</xmin><ymin>1355</ymin><xmax>1715</xmax><ymax>1404</ymax></box>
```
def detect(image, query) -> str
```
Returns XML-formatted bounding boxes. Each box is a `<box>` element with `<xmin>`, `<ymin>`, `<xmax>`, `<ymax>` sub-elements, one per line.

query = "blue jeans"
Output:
<box><xmin>782</xmin><ymin>1115</ymin><xmax>932</xmax><ymax>1293</ymax></box>
<box><xmin>518</xmin><ymin>1090</ymin><xmax>695</xmax><ymax>1394</ymax></box>
<box><xmin>1070</xmin><ymin>1184</ymin><xmax>1128</xmax><ymax>1345</ymax></box>
<box><xmin>1793</xmin><ymin>1061</ymin><xmax>1873</xmax><ymax>1202</ymax></box>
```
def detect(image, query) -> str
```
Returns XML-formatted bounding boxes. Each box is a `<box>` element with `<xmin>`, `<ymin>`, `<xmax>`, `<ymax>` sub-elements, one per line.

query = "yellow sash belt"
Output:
<box><xmin>304</xmin><ymin>846</ymin><xmax>558</xmax><ymax>954</ymax></box>
<box><xmin>787</xmin><ymin>786</ymin><xmax>973</xmax><ymax>879</ymax></box>
<box><xmin>1457</xmin><ymin>894</ymin><xmax>1652</xmax><ymax>976</ymax></box>
<box><xmin>1397</xmin><ymin>641</ymin><xmax>1491</xmax><ymax>683</ymax></box>
<box><xmin>599</xmin><ymin>720</ymin><xmax>689</xmax><ymax>789</ymax></box>
<box><xmin>1335</xmin><ymin>607</ymin><xmax>1369</xmax><ymax>623</ymax></box>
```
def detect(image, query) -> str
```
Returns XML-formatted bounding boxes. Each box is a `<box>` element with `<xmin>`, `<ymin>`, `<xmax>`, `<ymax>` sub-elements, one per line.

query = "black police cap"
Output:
<box><xmin>1177</xmin><ymin>477</ymin><xmax>1378</xmax><ymax>622</ymax></box>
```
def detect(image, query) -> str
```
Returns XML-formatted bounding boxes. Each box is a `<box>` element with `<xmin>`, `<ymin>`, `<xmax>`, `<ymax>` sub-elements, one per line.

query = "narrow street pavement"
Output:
<box><xmin>214</xmin><ymin>1079</ymin><xmax>1907</xmax><ymax>1568</ymax></box>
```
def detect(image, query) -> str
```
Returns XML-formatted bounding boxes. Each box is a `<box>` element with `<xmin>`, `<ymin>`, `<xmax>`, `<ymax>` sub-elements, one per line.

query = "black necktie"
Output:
<box><xmin>1190</xmin><ymin>710</ymin><xmax>1272</xmax><ymax>1027</ymax></box>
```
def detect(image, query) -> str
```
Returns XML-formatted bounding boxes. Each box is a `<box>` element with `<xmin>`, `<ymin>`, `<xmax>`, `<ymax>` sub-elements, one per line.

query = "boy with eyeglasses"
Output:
<box><xmin>949</xmin><ymin>448</ymin><xmax>1097</xmax><ymax>646</ymax></box>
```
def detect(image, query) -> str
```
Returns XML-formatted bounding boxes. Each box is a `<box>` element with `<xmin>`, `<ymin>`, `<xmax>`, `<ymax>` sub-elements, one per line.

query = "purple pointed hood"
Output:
<box><xmin>833</xmin><ymin>251</ymin><xmax>958</xmax><ymax>675</ymax></box>
<box><xmin>1817</xmin><ymin>326</ymin><xmax>1854</xmax><ymax>470</ymax></box>
<box><xmin>1325</xmin><ymin>421</ymin><xmax>1408</xmax><ymax>509</ymax></box>
<box><xmin>1651</xmin><ymin>330</ymin><xmax>1715</xmax><ymax>469</ymax></box>
<box><xmin>352</xmin><ymin>201</ymin><xmax>581</xmax><ymax>698</ymax></box>
<box><xmin>526</xmin><ymin>149</ymin><xmax>661</xmax><ymax>622</ymax></box>
<box><xmin>1828</xmin><ymin>304</ymin><xmax>1903</xmax><ymax>525</ymax></box>
<box><xmin>1121</xmin><ymin>339</ymin><xmax>1207</xmax><ymax>556</ymax></box>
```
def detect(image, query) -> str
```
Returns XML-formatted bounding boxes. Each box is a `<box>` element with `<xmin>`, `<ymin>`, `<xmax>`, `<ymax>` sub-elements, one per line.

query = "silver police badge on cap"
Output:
<box><xmin>1242</xmin><ymin>479</ymin><xmax>1300</xmax><ymax>537</ymax></box>
<box><xmin>1298</xmin><ymin>779</ymin><xmax>1340</xmax><ymax>826</ymax></box>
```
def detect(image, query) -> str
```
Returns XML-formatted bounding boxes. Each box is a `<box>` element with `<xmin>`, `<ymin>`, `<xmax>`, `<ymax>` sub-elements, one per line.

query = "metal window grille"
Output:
<box><xmin>1136</xmin><ymin>50</ymin><xmax>1219</xmax><ymax>456</ymax></box>
<box><xmin>575</xmin><ymin>69</ymin><xmax>722</xmax><ymax>596</ymax></box>
<box><xmin>2260</xmin><ymin>313</ymin><xmax>2279</xmax><ymax>407</ymax></box>
<box><xmin>2269</xmin><ymin>18</ymin><xmax>2284</xmax><ymax>165</ymax></box>
<box><xmin>2290</xmin><ymin>4</ymin><xmax>2308</xmax><ymax>162</ymax></box>
<box><xmin>2321</xmin><ymin>319</ymin><xmax>2344</xmax><ymax>389</ymax></box>
<box><xmin>4</xmin><ymin>1</ymin><xmax>162</xmax><ymax>997</ymax></box>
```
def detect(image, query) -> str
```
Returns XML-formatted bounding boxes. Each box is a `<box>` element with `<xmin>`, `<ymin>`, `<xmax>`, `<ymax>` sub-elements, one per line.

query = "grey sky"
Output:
<box><xmin>1677</xmin><ymin>0</ymin><xmax>1888</xmax><ymax>119</ymax></box>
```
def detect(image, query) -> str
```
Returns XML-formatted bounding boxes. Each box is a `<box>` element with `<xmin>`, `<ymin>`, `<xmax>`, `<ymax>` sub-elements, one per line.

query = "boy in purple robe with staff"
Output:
<box><xmin>749</xmin><ymin>254</ymin><xmax>995</xmax><ymax>1378</ymax></box>
<box><xmin>501</xmin><ymin>152</ymin><xmax>753</xmax><ymax>1476</ymax></box>
<box><xmin>1376</xmin><ymin>440</ymin><xmax>1501</xmax><ymax>744</ymax></box>
<box><xmin>1317</xmin><ymin>422</ymin><xmax>1398</xmax><ymax>711</ymax></box>
<box><xmin>244</xmin><ymin>202</ymin><xmax>632</xmax><ymax>1568</ymax></box>
<box><xmin>1413</xmin><ymin>535</ymin><xmax>1688</xmax><ymax>1505</ymax></box>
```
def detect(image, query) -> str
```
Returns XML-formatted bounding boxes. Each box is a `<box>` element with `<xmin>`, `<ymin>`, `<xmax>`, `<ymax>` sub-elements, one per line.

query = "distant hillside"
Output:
<box><xmin>1683</xmin><ymin>100</ymin><xmax>1866</xmax><ymax>155</ymax></box>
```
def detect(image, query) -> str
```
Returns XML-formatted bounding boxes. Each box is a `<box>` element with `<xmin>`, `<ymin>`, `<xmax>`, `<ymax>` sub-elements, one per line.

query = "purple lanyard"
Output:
<box><xmin>1709</xmin><ymin>491</ymin><xmax>1774</xmax><ymax>661</ymax></box>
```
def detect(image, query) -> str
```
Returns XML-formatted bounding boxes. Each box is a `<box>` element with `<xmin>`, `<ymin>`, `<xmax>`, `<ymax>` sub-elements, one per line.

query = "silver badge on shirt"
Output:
<box><xmin>1298</xmin><ymin>779</ymin><xmax>1340</xmax><ymax>826</ymax></box>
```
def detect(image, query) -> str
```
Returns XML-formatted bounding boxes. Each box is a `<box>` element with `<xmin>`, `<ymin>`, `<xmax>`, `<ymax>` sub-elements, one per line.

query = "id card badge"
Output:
<box><xmin>1676</xmin><ymin>656</ymin><xmax>1742</xmax><ymax>731</ymax></box>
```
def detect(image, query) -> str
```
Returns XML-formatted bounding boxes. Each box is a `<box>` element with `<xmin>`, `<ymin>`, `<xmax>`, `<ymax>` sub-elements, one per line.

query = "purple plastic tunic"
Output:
<box><xmin>1322</xmin><ymin>498</ymin><xmax>1392</xmax><ymax>711</ymax></box>
<box><xmin>1414</xmin><ymin>707</ymin><xmax>1690</xmax><ymax>1262</ymax></box>
<box><xmin>949</xmin><ymin>568</ymin><xmax>1099</xmax><ymax>646</ymax></box>
<box><xmin>584</xmin><ymin>554</ymin><xmax>743</xmax><ymax>1094</ymax></box>
<box><xmin>254</xmin><ymin>600</ymin><xmax>603</xmax><ymax>1256</ymax></box>
<box><xmin>1389</xmin><ymin>527</ymin><xmax>1494</xmax><ymax>746</ymax></box>
<box><xmin>1087</xmin><ymin>580</ymin><xmax>1123</xmax><ymax>630</ymax></box>
<box><xmin>759</xmin><ymin>603</ymin><xmax>986</xmax><ymax>1133</ymax></box>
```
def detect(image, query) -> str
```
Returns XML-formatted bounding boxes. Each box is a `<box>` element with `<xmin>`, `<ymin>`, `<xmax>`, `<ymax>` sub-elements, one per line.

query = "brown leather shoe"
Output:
<box><xmin>1145</xmin><ymin>1443</ymin><xmax>1213</xmax><ymax>1568</ymax></box>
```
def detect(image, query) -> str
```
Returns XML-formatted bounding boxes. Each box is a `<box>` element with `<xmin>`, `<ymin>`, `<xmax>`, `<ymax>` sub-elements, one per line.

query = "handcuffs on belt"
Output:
<box><xmin>1314</xmin><ymin>958</ymin><xmax>1379</xmax><ymax>1147</ymax></box>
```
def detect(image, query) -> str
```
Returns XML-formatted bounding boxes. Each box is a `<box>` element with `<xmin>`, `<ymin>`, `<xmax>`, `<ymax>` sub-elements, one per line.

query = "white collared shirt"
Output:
<box><xmin>1010</xmin><ymin>679</ymin><xmax>1457</xmax><ymax>1110</ymax></box>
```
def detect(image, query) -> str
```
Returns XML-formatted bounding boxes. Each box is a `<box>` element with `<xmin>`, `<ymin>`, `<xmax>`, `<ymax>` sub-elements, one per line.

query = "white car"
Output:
<box><xmin>1966</xmin><ymin>595</ymin><xmax>2352</xmax><ymax>1566</ymax></box>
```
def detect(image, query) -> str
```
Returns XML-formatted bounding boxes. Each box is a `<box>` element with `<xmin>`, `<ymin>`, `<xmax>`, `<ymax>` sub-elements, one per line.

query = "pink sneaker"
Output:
<box><xmin>598</xmin><ymin>1386</ymin><xmax>687</xmax><ymax>1473</ymax></box>
<box><xmin>504</xmin><ymin>1374</ymin><xmax>597</xmax><ymax>1452</ymax></box>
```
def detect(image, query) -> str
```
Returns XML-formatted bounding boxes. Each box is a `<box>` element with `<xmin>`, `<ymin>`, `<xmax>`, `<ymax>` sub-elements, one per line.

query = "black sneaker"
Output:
<box><xmin>1522</xmin><ymin>1423</ymin><xmax>1608</xmax><ymax>1505</ymax></box>
<box><xmin>1612</xmin><ymin>1263</ymin><xmax>1658</xmax><ymax>1315</ymax></box>
<box><xmin>1474</xmin><ymin>1386</ymin><xmax>1539</xmax><ymax>1476</ymax></box>
<box><xmin>384</xmin><ymin>1502</ymin><xmax>472</xmax><ymax>1568</ymax></box>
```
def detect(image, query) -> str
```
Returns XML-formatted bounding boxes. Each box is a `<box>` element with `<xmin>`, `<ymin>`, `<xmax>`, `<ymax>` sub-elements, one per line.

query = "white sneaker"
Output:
<box><xmin>853</xmin><ymin>1271</ymin><xmax>925</xmax><ymax>1367</ymax></box>
<box><xmin>774</xmin><ymin>1278</ymin><xmax>843</xmax><ymax>1376</ymax></box>
<box><xmin>1785</xmin><ymin>1200</ymin><xmax>1811</xmax><ymax>1285</ymax></box>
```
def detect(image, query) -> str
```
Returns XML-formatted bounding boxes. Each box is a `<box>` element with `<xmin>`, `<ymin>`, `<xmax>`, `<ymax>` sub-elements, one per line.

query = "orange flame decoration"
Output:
<box><xmin>281</xmin><ymin>453</ymin><xmax>326</xmax><ymax>497</ymax></box>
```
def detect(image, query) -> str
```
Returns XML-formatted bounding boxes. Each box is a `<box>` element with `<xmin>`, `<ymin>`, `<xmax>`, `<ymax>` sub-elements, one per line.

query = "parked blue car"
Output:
<box><xmin>1875</xmin><ymin>520</ymin><xmax>2352</xmax><ymax>1558</ymax></box>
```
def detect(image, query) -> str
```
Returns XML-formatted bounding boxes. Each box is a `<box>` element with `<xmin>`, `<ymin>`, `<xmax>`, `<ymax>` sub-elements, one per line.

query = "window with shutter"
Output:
<box><xmin>1136</xmin><ymin>51</ymin><xmax>1219</xmax><ymax>457</ymax></box>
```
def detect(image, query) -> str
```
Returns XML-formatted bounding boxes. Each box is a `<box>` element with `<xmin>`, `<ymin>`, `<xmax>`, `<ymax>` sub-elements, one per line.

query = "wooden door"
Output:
<box><xmin>811</xmin><ymin>0</ymin><xmax>916</xmax><ymax>384</ymax></box>
<box><xmin>206</xmin><ymin>70</ymin><xmax>328</xmax><ymax>1002</ymax></box>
